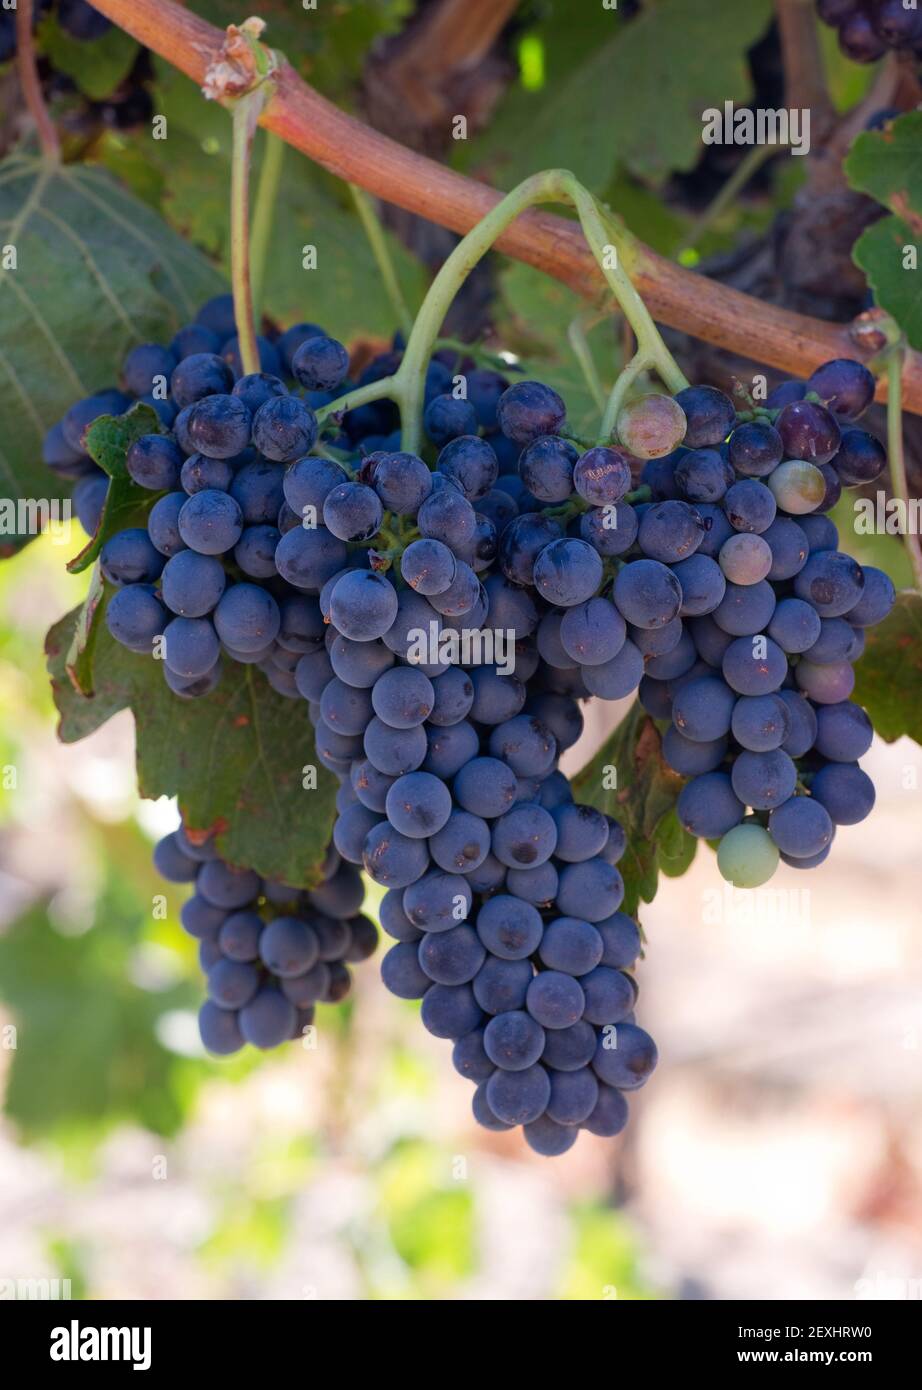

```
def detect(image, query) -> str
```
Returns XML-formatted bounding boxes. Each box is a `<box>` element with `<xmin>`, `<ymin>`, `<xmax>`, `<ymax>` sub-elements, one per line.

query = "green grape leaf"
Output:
<box><xmin>38</xmin><ymin>16</ymin><xmax>140</xmax><ymax>101</ymax></box>
<box><xmin>656</xmin><ymin>809</ymin><xmax>698</xmax><ymax>880</ymax></box>
<box><xmin>852</xmin><ymin>217</ymin><xmax>922</xmax><ymax>353</ymax></box>
<box><xmin>83</xmin><ymin>403</ymin><xmax>161</xmax><ymax>478</ymax></box>
<box><xmin>852</xmin><ymin>590</ymin><xmax>922</xmax><ymax>745</ymax></box>
<box><xmin>117</xmin><ymin>60</ymin><xmax>427</xmax><ymax>343</ymax></box>
<box><xmin>832</xmin><ymin>493</ymin><xmax>913</xmax><ymax>588</ymax></box>
<box><xmin>845</xmin><ymin>114</ymin><xmax>922</xmax><ymax>350</ymax></box>
<box><xmin>0</xmin><ymin>884</ymin><xmax>194</xmax><ymax>1140</ymax></box>
<box><xmin>464</xmin><ymin>0</ymin><xmax>772</xmax><ymax>191</ymax></box>
<box><xmin>844</xmin><ymin>113</ymin><xmax>922</xmax><ymax>222</ymax></box>
<box><xmin>571</xmin><ymin>703</ymin><xmax>685</xmax><ymax>916</ymax></box>
<box><xmin>0</xmin><ymin>155</ymin><xmax>224</xmax><ymax>554</ymax></box>
<box><xmin>67</xmin><ymin>405</ymin><xmax>161</xmax><ymax>575</ymax></box>
<box><xmin>46</xmin><ymin>606</ymin><xmax>339</xmax><ymax>885</ymax></box>
<box><xmin>64</xmin><ymin>564</ymin><xmax>108</xmax><ymax>697</ymax></box>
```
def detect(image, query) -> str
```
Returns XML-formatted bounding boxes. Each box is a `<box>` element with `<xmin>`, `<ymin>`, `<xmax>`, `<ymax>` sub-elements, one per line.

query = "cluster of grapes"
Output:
<box><xmin>51</xmin><ymin>285</ymin><xmax>897</xmax><ymax>1149</ymax></box>
<box><xmin>627</xmin><ymin>361</ymin><xmax>895</xmax><ymax>886</ymax></box>
<box><xmin>52</xmin><ymin>295</ymin><xmax>661</xmax><ymax>1154</ymax></box>
<box><xmin>289</xmin><ymin>385</ymin><xmax>658</xmax><ymax>1156</ymax></box>
<box><xmin>815</xmin><ymin>0</ymin><xmax>922</xmax><ymax>62</ymax></box>
<box><xmin>52</xmin><ymin>297</ymin><xmax>476</xmax><ymax>699</ymax></box>
<box><xmin>307</xmin><ymin>536</ymin><xmax>656</xmax><ymax>1155</ymax></box>
<box><xmin>0</xmin><ymin>0</ymin><xmax>111</xmax><ymax>62</ymax></box>
<box><xmin>154</xmin><ymin>820</ymin><xmax>377</xmax><ymax>1053</ymax></box>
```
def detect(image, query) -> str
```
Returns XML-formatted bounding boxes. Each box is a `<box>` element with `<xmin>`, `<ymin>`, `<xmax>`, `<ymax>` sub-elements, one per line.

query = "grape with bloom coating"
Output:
<box><xmin>616</xmin><ymin>393</ymin><xmax>688</xmax><ymax>459</ymax></box>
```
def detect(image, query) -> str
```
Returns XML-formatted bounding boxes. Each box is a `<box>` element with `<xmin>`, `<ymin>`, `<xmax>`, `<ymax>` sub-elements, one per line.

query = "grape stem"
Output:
<box><xmin>625</xmin><ymin>485</ymin><xmax>652</xmax><ymax>505</ymax></box>
<box><xmin>317</xmin><ymin>174</ymin><xmax>567</xmax><ymax>450</ymax></box>
<box><xmin>601</xmin><ymin>352</ymin><xmax>654</xmax><ymax>442</ymax></box>
<box><xmin>885</xmin><ymin>349</ymin><xmax>922</xmax><ymax>592</ymax></box>
<box><xmin>567</xmin><ymin>311</ymin><xmax>608</xmax><ymax>415</ymax></box>
<box><xmin>15</xmin><ymin>0</ymin><xmax>60</xmax><ymax>161</ymax></box>
<box><xmin>230</xmin><ymin>87</ymin><xmax>272</xmax><ymax>377</ymax></box>
<box><xmin>398</xmin><ymin>171</ymin><xmax>573</xmax><ymax>451</ymax></box>
<box><xmin>434</xmin><ymin>337</ymin><xmax>511</xmax><ymax>373</ymax></box>
<box><xmin>562</xmin><ymin>177</ymin><xmax>688</xmax><ymax>399</ymax></box>
<box><xmin>314</xmin><ymin>375</ymin><xmax>402</xmax><ymax>428</ymax></box>
<box><xmin>349</xmin><ymin>185</ymin><xmax>414</xmax><ymax>340</ymax></box>
<box><xmin>250</xmin><ymin>131</ymin><xmax>285</xmax><ymax>323</ymax></box>
<box><xmin>314</xmin><ymin>170</ymin><xmax>691</xmax><ymax>453</ymax></box>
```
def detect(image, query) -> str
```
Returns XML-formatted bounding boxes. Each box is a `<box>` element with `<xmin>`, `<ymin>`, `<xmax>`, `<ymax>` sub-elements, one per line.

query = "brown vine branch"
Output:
<box><xmin>87</xmin><ymin>0</ymin><xmax>922</xmax><ymax>415</ymax></box>
<box><xmin>16</xmin><ymin>0</ymin><xmax>60</xmax><ymax>160</ymax></box>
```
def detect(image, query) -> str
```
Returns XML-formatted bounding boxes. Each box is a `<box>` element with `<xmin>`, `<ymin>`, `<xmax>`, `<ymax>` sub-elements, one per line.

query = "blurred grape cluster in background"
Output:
<box><xmin>0</xmin><ymin>530</ymin><xmax>919</xmax><ymax>1301</ymax></box>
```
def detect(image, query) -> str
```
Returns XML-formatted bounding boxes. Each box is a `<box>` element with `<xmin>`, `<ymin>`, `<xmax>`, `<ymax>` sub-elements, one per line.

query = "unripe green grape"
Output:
<box><xmin>717</xmin><ymin>823</ymin><xmax>780</xmax><ymax>888</ymax></box>
<box><xmin>767</xmin><ymin>460</ymin><xmax>825</xmax><ymax>515</ymax></box>
<box><xmin>616</xmin><ymin>394</ymin><xmax>687</xmax><ymax>460</ymax></box>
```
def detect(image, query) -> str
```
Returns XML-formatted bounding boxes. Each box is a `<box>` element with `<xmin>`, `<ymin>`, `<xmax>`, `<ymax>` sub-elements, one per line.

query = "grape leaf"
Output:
<box><xmin>844</xmin><ymin>113</ymin><xmax>922</xmax><ymax>223</ymax></box>
<box><xmin>656</xmin><ymin>807</ymin><xmax>698</xmax><ymax>880</ymax></box>
<box><xmin>852</xmin><ymin>590</ymin><xmax>922</xmax><ymax>745</ymax></box>
<box><xmin>64</xmin><ymin>564</ymin><xmax>107</xmax><ymax>697</ymax></box>
<box><xmin>0</xmin><ymin>884</ymin><xmax>194</xmax><ymax>1140</ymax></box>
<box><xmin>67</xmin><ymin>405</ymin><xmax>161</xmax><ymax>575</ymax></box>
<box><xmin>852</xmin><ymin>217</ymin><xmax>922</xmax><ymax>353</ymax></box>
<box><xmin>45</xmin><ymin>606</ymin><xmax>339</xmax><ymax>885</ymax></box>
<box><xmin>571</xmin><ymin>702</ymin><xmax>685</xmax><ymax>916</ymax></box>
<box><xmin>464</xmin><ymin>0</ymin><xmax>772</xmax><ymax>190</ymax></box>
<box><xmin>831</xmin><ymin>494</ymin><xmax>912</xmax><ymax>588</ymax></box>
<box><xmin>0</xmin><ymin>155</ymin><xmax>225</xmax><ymax>552</ymax></box>
<box><xmin>38</xmin><ymin>15</ymin><xmax>140</xmax><ymax>101</ymax></box>
<box><xmin>845</xmin><ymin>114</ymin><xmax>922</xmax><ymax>350</ymax></box>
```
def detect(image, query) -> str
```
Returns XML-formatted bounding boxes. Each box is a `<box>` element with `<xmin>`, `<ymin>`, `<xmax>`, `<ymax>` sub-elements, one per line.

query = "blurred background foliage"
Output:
<box><xmin>1</xmin><ymin>0</ymin><xmax>920</xmax><ymax>1301</ymax></box>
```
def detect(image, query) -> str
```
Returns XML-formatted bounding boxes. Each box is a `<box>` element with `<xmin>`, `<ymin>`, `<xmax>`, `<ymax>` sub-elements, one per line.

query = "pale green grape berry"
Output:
<box><xmin>717</xmin><ymin>823</ymin><xmax>780</xmax><ymax>888</ymax></box>
<box><xmin>616</xmin><ymin>394</ymin><xmax>687</xmax><ymax>460</ymax></box>
<box><xmin>767</xmin><ymin>460</ymin><xmax>826</xmax><ymax>515</ymax></box>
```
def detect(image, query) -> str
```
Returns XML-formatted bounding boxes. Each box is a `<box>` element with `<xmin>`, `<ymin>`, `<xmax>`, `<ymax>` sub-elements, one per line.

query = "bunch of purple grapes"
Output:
<box><xmin>52</xmin><ymin>297</ymin><xmax>659</xmax><ymax>1153</ymax></box>
<box><xmin>52</xmin><ymin>296</ymin><xmax>471</xmax><ymax>700</ymax></box>
<box><xmin>630</xmin><ymin>361</ymin><xmax>894</xmax><ymax>886</ymax></box>
<box><xmin>815</xmin><ymin>0</ymin><xmax>922</xmax><ymax>62</ymax></box>
<box><xmin>284</xmin><ymin>378</ymin><xmax>658</xmax><ymax>1155</ymax></box>
<box><xmin>52</xmin><ymin>291</ymin><xmax>897</xmax><ymax>1149</ymax></box>
<box><xmin>154</xmin><ymin>820</ymin><xmax>377</xmax><ymax>1053</ymax></box>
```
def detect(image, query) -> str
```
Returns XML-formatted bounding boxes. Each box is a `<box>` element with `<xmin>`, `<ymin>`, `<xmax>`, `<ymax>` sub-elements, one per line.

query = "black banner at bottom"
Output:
<box><xmin>1</xmin><ymin>1298</ymin><xmax>915</xmax><ymax>1375</ymax></box>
